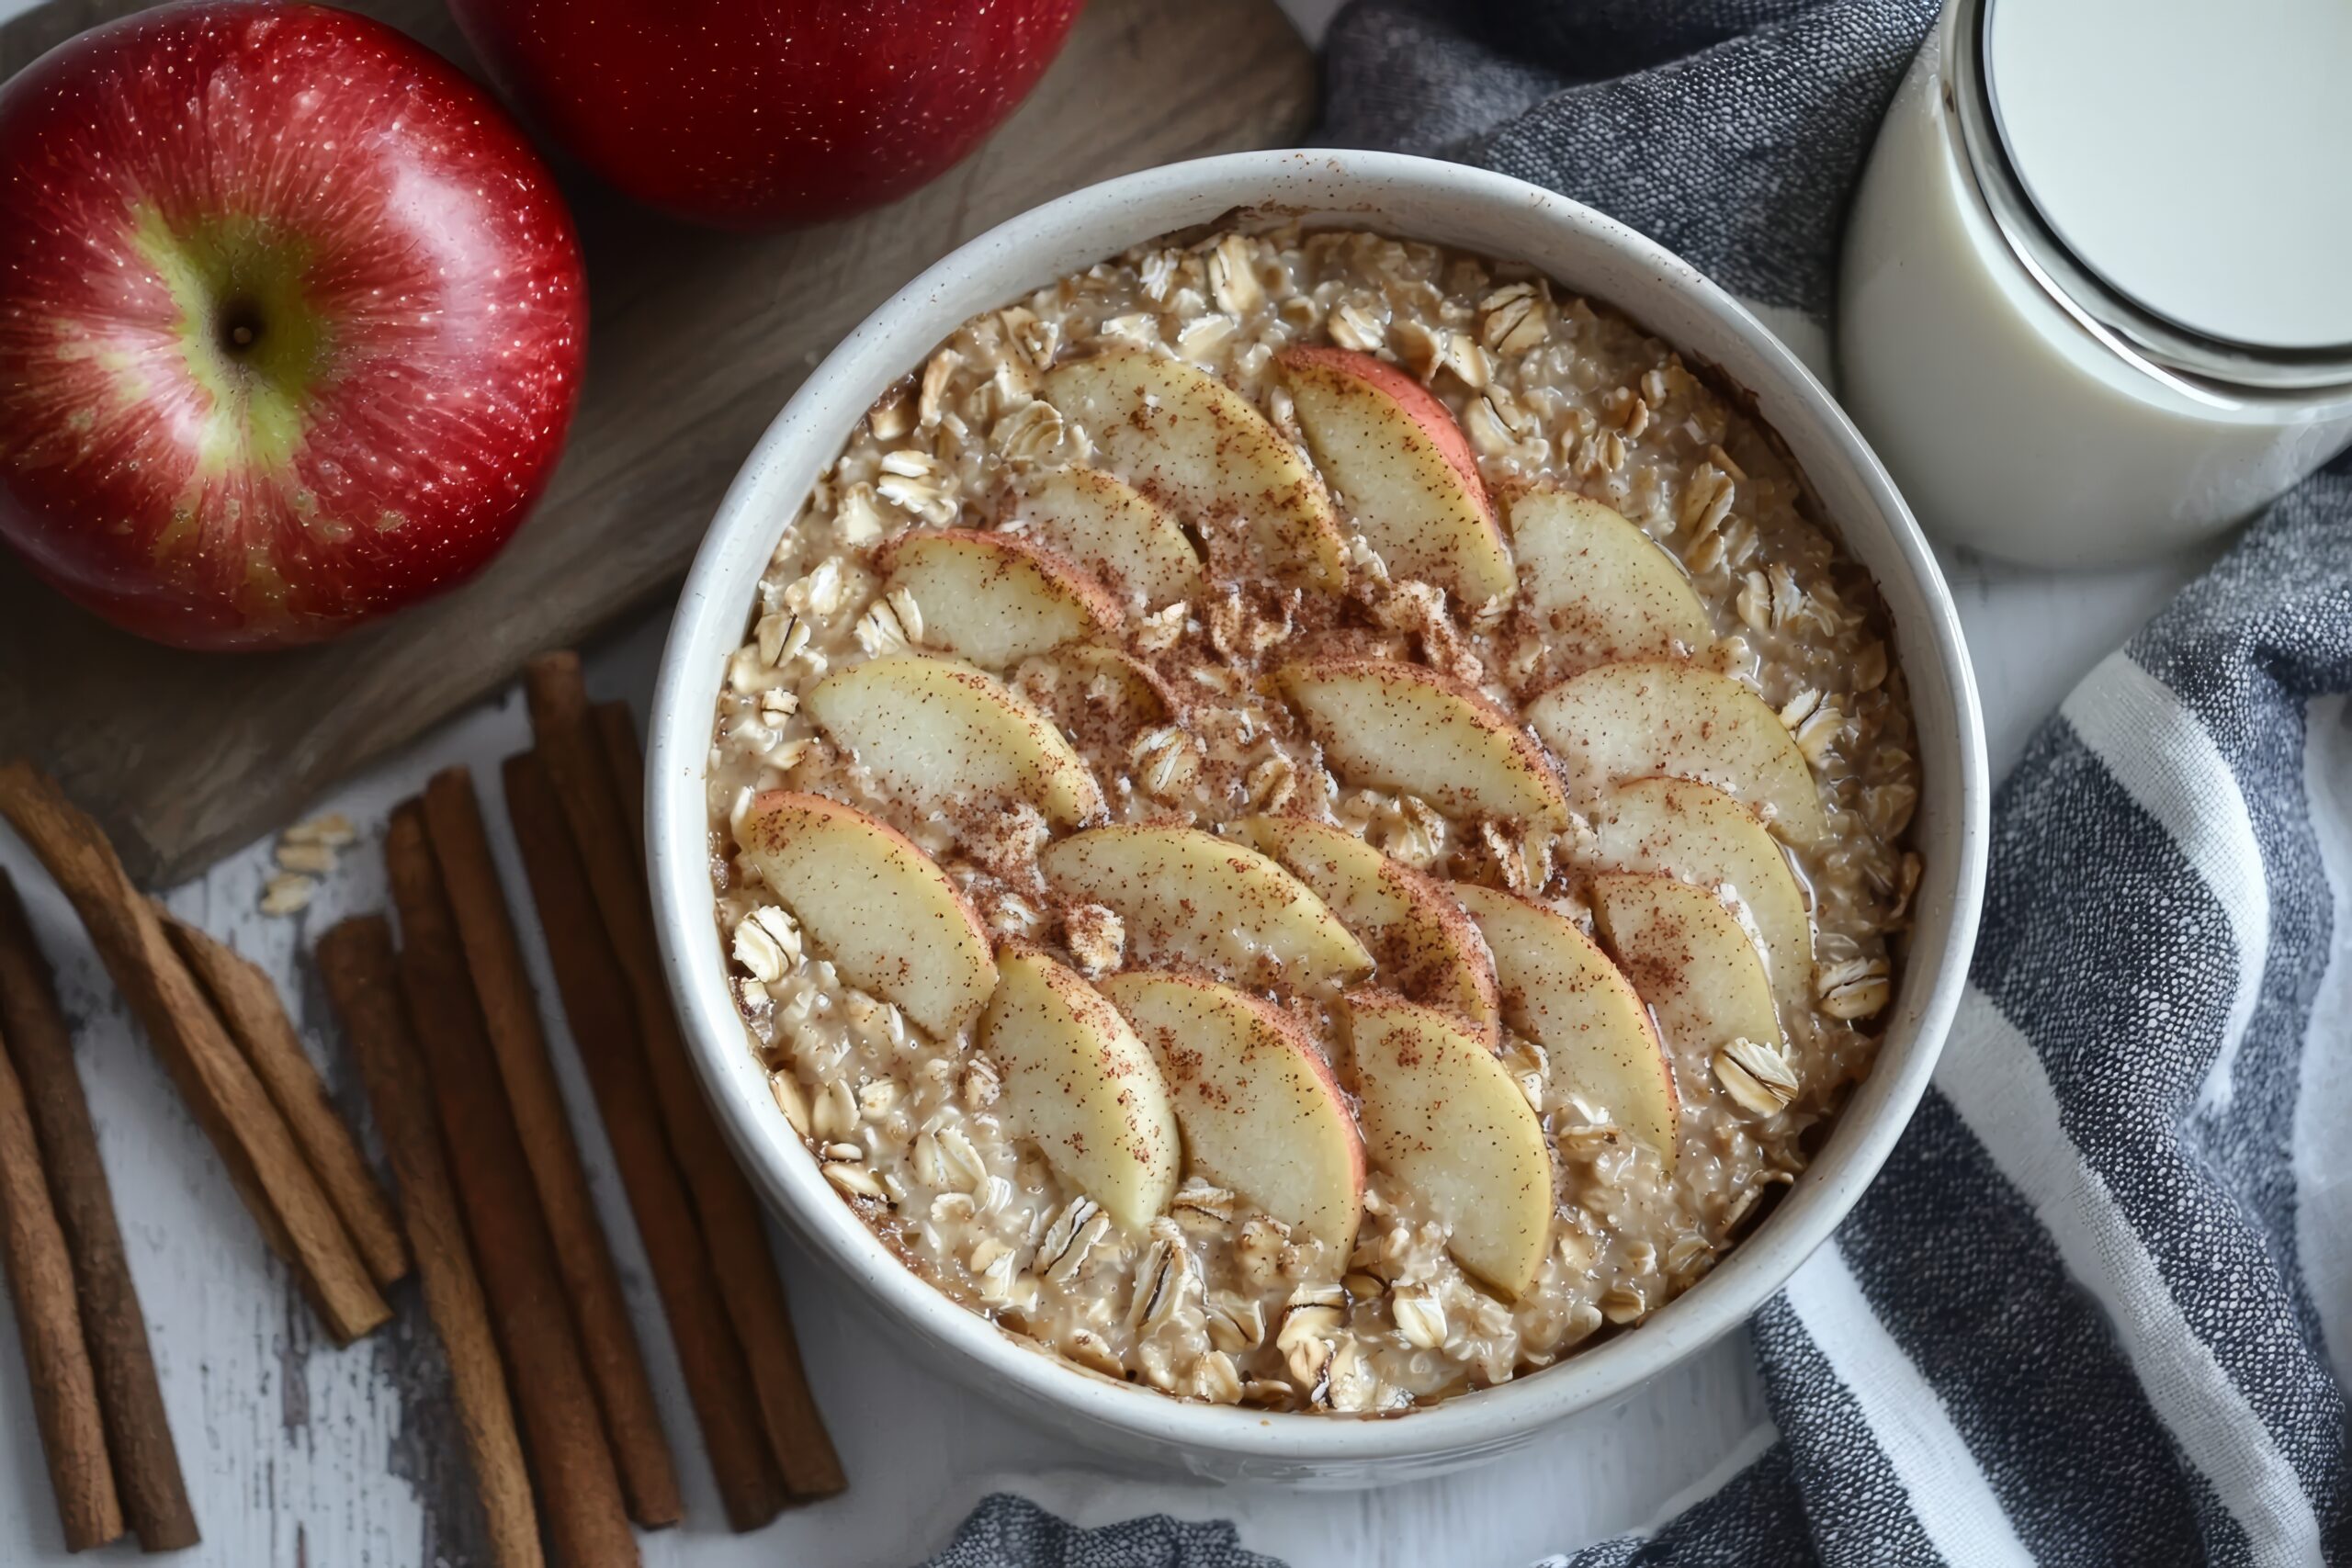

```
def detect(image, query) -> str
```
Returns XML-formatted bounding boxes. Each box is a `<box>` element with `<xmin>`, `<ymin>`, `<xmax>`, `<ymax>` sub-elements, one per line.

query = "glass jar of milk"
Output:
<box><xmin>1838</xmin><ymin>0</ymin><xmax>2352</xmax><ymax>568</ymax></box>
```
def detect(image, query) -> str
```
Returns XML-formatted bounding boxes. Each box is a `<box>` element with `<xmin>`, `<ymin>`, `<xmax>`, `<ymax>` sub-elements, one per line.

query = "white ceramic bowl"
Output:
<box><xmin>648</xmin><ymin>149</ymin><xmax>1989</xmax><ymax>1484</ymax></box>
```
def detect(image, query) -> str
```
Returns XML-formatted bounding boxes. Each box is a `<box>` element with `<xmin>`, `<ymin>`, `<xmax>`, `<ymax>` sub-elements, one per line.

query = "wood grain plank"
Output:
<box><xmin>0</xmin><ymin>0</ymin><xmax>1314</xmax><ymax>886</ymax></box>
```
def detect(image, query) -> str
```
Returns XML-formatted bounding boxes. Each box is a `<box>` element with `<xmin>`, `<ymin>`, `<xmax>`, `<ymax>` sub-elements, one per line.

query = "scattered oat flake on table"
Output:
<box><xmin>275</xmin><ymin>812</ymin><xmax>358</xmax><ymax>878</ymax></box>
<box><xmin>283</xmin><ymin>813</ymin><xmax>357</xmax><ymax>848</ymax></box>
<box><xmin>275</xmin><ymin>841</ymin><xmax>337</xmax><ymax>874</ymax></box>
<box><xmin>259</xmin><ymin>874</ymin><xmax>315</xmax><ymax>917</ymax></box>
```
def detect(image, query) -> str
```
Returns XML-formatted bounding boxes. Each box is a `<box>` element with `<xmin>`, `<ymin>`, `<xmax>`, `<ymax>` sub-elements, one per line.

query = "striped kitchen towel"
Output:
<box><xmin>1535</xmin><ymin>481</ymin><xmax>2352</xmax><ymax>1566</ymax></box>
<box><xmin>928</xmin><ymin>0</ymin><xmax>2352</xmax><ymax>1562</ymax></box>
<box><xmin>1335</xmin><ymin>2</ymin><xmax>2352</xmax><ymax>1562</ymax></box>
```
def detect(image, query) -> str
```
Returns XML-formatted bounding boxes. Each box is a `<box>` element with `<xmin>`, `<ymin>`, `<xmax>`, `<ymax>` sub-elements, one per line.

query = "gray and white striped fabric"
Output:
<box><xmin>1542</xmin><ymin>489</ymin><xmax>2351</xmax><ymax>1566</ymax></box>
<box><xmin>1338</xmin><ymin>3</ymin><xmax>2352</xmax><ymax>1561</ymax></box>
<box><xmin>928</xmin><ymin>1</ymin><xmax>2352</xmax><ymax>1562</ymax></box>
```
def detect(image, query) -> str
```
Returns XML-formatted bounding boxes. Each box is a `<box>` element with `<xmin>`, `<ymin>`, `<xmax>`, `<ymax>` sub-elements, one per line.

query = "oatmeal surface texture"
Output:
<box><xmin>706</xmin><ymin>227</ymin><xmax>1920</xmax><ymax>1415</ymax></box>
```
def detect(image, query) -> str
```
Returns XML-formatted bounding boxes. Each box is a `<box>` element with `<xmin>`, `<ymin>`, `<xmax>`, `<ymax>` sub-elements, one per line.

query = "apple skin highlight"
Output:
<box><xmin>0</xmin><ymin>2</ymin><xmax>586</xmax><ymax>650</ymax></box>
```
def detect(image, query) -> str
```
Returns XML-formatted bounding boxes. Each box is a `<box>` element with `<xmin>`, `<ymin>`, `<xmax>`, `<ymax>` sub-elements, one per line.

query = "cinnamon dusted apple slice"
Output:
<box><xmin>1042</xmin><ymin>345</ymin><xmax>1347</xmax><ymax>590</ymax></box>
<box><xmin>1008</xmin><ymin>466</ymin><xmax>1204</xmax><ymax>612</ymax></box>
<box><xmin>1587</xmin><ymin>778</ymin><xmax>1812</xmax><ymax>1016</ymax></box>
<box><xmin>1039</xmin><ymin>826</ymin><xmax>1371</xmax><ymax>993</ymax></box>
<box><xmin>1526</xmin><ymin>660</ymin><xmax>1829</xmax><ymax>844</ymax></box>
<box><xmin>805</xmin><ymin>653</ymin><xmax>1103</xmax><ymax>828</ymax></box>
<box><xmin>1341</xmin><ymin>990</ymin><xmax>1553</xmax><ymax>1298</ymax></box>
<box><xmin>1243</xmin><ymin>815</ymin><xmax>1498</xmax><ymax>1042</ymax></box>
<box><xmin>1278</xmin><ymin>344</ymin><xmax>1515</xmax><ymax>605</ymax></box>
<box><xmin>876</xmin><ymin>529</ymin><xmax>1122</xmax><ymax>668</ymax></box>
<box><xmin>1097</xmin><ymin>970</ymin><xmax>1363</xmax><ymax>1254</ymax></box>
<box><xmin>1589</xmin><ymin>874</ymin><xmax>1781</xmax><ymax>1081</ymax></box>
<box><xmin>1278</xmin><ymin>656</ymin><xmax>1569</xmax><ymax>823</ymax></box>
<box><xmin>738</xmin><ymin>791</ymin><xmax>997</xmax><ymax>1037</ymax></box>
<box><xmin>1449</xmin><ymin>882</ymin><xmax>1678</xmax><ymax>1166</ymax></box>
<box><xmin>979</xmin><ymin>946</ymin><xmax>1180</xmax><ymax>1230</ymax></box>
<box><xmin>1507</xmin><ymin>491</ymin><xmax>1713</xmax><ymax>665</ymax></box>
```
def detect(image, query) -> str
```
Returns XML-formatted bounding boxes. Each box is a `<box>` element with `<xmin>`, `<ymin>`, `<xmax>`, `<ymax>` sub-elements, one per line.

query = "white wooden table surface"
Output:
<box><xmin>0</xmin><ymin>4</ymin><xmax>2229</xmax><ymax>1562</ymax></box>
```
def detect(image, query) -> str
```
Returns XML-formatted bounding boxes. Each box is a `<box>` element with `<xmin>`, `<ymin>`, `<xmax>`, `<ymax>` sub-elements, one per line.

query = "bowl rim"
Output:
<box><xmin>647</xmin><ymin>147</ymin><xmax>1989</xmax><ymax>1465</ymax></box>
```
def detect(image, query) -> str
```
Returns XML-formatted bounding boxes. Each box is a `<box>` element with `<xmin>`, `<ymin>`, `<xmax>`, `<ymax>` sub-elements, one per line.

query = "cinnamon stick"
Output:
<box><xmin>0</xmin><ymin>874</ymin><xmax>196</xmax><ymax>1551</ymax></box>
<box><xmin>164</xmin><ymin>913</ymin><xmax>409</xmax><ymax>1291</ymax></box>
<box><xmin>0</xmin><ymin>1019</ymin><xmax>122</xmax><ymax>1552</ymax></box>
<box><xmin>525</xmin><ymin>656</ymin><xmax>844</xmax><ymax>1500</ymax></box>
<box><xmin>0</xmin><ymin>762</ymin><xmax>390</xmax><ymax>1345</ymax></box>
<box><xmin>504</xmin><ymin>750</ymin><xmax>792</xmax><ymax>1529</ymax></box>
<box><xmin>419</xmin><ymin>767</ymin><xmax>680</xmax><ymax>1529</ymax></box>
<box><xmin>592</xmin><ymin>701</ymin><xmax>646</xmax><ymax>864</ymax></box>
<box><xmin>316</xmin><ymin>917</ymin><xmax>544</xmax><ymax>1568</ymax></box>
<box><xmin>382</xmin><ymin>803</ymin><xmax>639</xmax><ymax>1568</ymax></box>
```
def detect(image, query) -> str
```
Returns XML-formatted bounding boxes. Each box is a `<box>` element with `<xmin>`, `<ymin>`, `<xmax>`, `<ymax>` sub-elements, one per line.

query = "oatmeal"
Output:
<box><xmin>705</xmin><ymin>228</ymin><xmax>1919</xmax><ymax>1415</ymax></box>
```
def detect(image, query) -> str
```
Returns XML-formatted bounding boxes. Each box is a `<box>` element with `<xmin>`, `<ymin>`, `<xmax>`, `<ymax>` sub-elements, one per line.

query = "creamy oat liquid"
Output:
<box><xmin>1838</xmin><ymin>0</ymin><xmax>2352</xmax><ymax>567</ymax></box>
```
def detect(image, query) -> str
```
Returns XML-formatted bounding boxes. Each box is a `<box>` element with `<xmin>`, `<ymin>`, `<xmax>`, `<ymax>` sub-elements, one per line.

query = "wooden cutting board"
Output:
<box><xmin>0</xmin><ymin>0</ymin><xmax>1314</xmax><ymax>886</ymax></box>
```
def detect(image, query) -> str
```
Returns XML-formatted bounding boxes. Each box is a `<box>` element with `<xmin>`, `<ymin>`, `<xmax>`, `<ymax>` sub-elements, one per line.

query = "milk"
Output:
<box><xmin>1836</xmin><ymin>0</ymin><xmax>2352</xmax><ymax>569</ymax></box>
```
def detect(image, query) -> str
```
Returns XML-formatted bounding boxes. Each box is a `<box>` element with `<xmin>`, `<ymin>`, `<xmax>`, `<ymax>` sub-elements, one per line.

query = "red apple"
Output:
<box><xmin>445</xmin><ymin>0</ymin><xmax>1083</xmax><ymax>230</ymax></box>
<box><xmin>0</xmin><ymin>2</ymin><xmax>586</xmax><ymax>651</ymax></box>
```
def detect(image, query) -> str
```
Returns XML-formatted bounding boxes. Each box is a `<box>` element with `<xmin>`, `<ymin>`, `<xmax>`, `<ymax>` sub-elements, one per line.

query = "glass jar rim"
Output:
<box><xmin>1955</xmin><ymin>0</ymin><xmax>2352</xmax><ymax>397</ymax></box>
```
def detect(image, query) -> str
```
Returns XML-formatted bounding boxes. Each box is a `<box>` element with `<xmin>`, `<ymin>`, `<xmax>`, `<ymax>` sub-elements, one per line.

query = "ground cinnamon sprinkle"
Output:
<box><xmin>700</xmin><ymin>226</ymin><xmax>1919</xmax><ymax>1413</ymax></box>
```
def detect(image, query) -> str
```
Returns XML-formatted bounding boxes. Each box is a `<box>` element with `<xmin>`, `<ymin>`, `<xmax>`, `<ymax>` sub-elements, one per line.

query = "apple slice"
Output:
<box><xmin>1278</xmin><ymin>656</ymin><xmax>1569</xmax><ymax>822</ymax></box>
<box><xmin>1278</xmin><ymin>344</ymin><xmax>1514</xmax><ymax>604</ymax></box>
<box><xmin>1008</xmin><ymin>466</ymin><xmax>1204</xmax><ymax>612</ymax></box>
<box><xmin>1589</xmin><ymin>874</ymin><xmax>1781</xmax><ymax>1078</ymax></box>
<box><xmin>1042</xmin><ymin>345</ymin><xmax>1347</xmax><ymax>590</ymax></box>
<box><xmin>1039</xmin><ymin>826</ymin><xmax>1371</xmax><ymax>993</ymax></box>
<box><xmin>1341</xmin><ymin>990</ymin><xmax>1553</xmax><ymax>1298</ymax></box>
<box><xmin>1449</xmin><ymin>882</ymin><xmax>1678</xmax><ymax>1166</ymax></box>
<box><xmin>805</xmin><ymin>653</ymin><xmax>1103</xmax><ymax>828</ymax></box>
<box><xmin>1242</xmin><ymin>815</ymin><xmax>1498</xmax><ymax>1041</ymax></box>
<box><xmin>738</xmin><ymin>791</ymin><xmax>998</xmax><ymax>1038</ymax></box>
<box><xmin>1526</xmin><ymin>660</ymin><xmax>1829</xmax><ymax>844</ymax></box>
<box><xmin>876</xmin><ymin>528</ymin><xmax>1122</xmax><ymax>668</ymax></box>
<box><xmin>1097</xmin><ymin>969</ymin><xmax>1363</xmax><ymax>1253</ymax></box>
<box><xmin>978</xmin><ymin>945</ymin><xmax>1180</xmax><ymax>1230</ymax></box>
<box><xmin>1507</xmin><ymin>491</ymin><xmax>1713</xmax><ymax>665</ymax></box>
<box><xmin>1588</xmin><ymin>778</ymin><xmax>1812</xmax><ymax>1017</ymax></box>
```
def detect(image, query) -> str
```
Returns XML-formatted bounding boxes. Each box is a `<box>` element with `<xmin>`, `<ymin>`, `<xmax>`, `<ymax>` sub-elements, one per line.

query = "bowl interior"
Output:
<box><xmin>647</xmin><ymin>149</ymin><xmax>1989</xmax><ymax>1478</ymax></box>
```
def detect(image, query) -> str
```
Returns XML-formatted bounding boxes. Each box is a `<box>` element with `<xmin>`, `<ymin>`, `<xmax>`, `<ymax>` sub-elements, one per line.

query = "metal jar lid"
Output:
<box><xmin>1952</xmin><ymin>0</ymin><xmax>2352</xmax><ymax>395</ymax></box>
